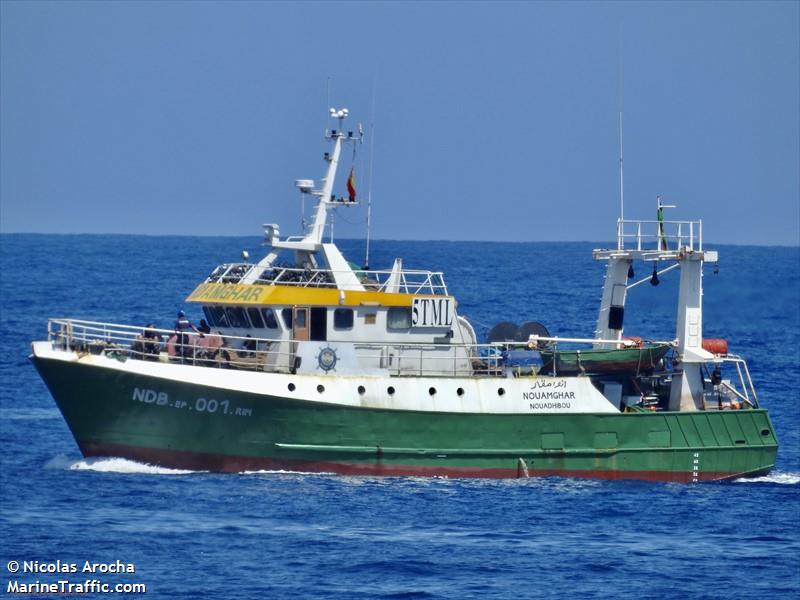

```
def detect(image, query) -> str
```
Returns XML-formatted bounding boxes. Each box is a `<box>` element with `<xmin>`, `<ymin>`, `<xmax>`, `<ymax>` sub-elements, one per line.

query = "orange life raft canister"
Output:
<box><xmin>702</xmin><ymin>338</ymin><xmax>729</xmax><ymax>355</ymax></box>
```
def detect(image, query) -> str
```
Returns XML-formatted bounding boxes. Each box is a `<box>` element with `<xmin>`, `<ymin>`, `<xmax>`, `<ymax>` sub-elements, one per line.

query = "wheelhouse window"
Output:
<box><xmin>247</xmin><ymin>307</ymin><xmax>265</xmax><ymax>328</ymax></box>
<box><xmin>225</xmin><ymin>306</ymin><xmax>249</xmax><ymax>328</ymax></box>
<box><xmin>387</xmin><ymin>307</ymin><xmax>412</xmax><ymax>330</ymax></box>
<box><xmin>261</xmin><ymin>308</ymin><xmax>278</xmax><ymax>329</ymax></box>
<box><xmin>209</xmin><ymin>306</ymin><xmax>229</xmax><ymax>328</ymax></box>
<box><xmin>281</xmin><ymin>308</ymin><xmax>293</xmax><ymax>329</ymax></box>
<box><xmin>333</xmin><ymin>308</ymin><xmax>354</xmax><ymax>330</ymax></box>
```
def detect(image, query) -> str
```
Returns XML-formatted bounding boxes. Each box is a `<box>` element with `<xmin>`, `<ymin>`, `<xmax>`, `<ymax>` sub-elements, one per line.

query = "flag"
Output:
<box><xmin>347</xmin><ymin>167</ymin><xmax>356</xmax><ymax>202</ymax></box>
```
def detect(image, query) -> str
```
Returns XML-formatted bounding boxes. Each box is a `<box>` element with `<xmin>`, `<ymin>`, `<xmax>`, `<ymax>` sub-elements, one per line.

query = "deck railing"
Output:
<box><xmin>717</xmin><ymin>354</ymin><xmax>759</xmax><ymax>408</ymax></box>
<box><xmin>44</xmin><ymin>319</ymin><xmax>758</xmax><ymax>409</ymax></box>
<box><xmin>616</xmin><ymin>219</ymin><xmax>703</xmax><ymax>252</ymax></box>
<box><xmin>206</xmin><ymin>263</ymin><xmax>449</xmax><ymax>295</ymax></box>
<box><xmin>46</xmin><ymin>319</ymin><xmax>514</xmax><ymax>377</ymax></box>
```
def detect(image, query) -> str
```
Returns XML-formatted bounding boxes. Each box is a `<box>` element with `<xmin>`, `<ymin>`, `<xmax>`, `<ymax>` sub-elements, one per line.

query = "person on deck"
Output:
<box><xmin>174</xmin><ymin>310</ymin><xmax>201</xmax><ymax>361</ymax></box>
<box><xmin>242</xmin><ymin>334</ymin><xmax>257</xmax><ymax>358</ymax></box>
<box><xmin>142</xmin><ymin>324</ymin><xmax>162</xmax><ymax>359</ymax></box>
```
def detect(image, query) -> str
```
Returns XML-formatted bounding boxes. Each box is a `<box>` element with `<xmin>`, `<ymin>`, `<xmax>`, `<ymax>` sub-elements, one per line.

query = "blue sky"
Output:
<box><xmin>1</xmin><ymin>1</ymin><xmax>798</xmax><ymax>245</ymax></box>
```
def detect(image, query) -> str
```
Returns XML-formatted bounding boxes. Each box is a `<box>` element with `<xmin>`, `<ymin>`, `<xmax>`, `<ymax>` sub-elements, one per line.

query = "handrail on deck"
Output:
<box><xmin>45</xmin><ymin>318</ymin><xmax>516</xmax><ymax>377</ymax></box>
<box><xmin>206</xmin><ymin>263</ymin><xmax>449</xmax><ymax>295</ymax></box>
<box><xmin>42</xmin><ymin>319</ymin><xmax>760</xmax><ymax>409</ymax></box>
<box><xmin>718</xmin><ymin>354</ymin><xmax>759</xmax><ymax>408</ymax></box>
<box><xmin>616</xmin><ymin>219</ymin><xmax>703</xmax><ymax>252</ymax></box>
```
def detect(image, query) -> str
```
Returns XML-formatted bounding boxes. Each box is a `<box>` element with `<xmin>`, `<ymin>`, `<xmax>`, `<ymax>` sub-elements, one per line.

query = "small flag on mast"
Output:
<box><xmin>347</xmin><ymin>167</ymin><xmax>356</xmax><ymax>202</ymax></box>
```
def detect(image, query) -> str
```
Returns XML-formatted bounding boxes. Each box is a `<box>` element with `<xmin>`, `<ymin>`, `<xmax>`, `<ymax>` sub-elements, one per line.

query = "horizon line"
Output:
<box><xmin>1</xmin><ymin>231</ymin><xmax>798</xmax><ymax>249</ymax></box>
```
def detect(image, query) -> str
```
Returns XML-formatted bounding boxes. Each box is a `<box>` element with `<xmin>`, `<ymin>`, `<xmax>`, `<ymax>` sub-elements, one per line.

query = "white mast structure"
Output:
<box><xmin>241</xmin><ymin>108</ymin><xmax>363</xmax><ymax>290</ymax></box>
<box><xmin>593</xmin><ymin>204</ymin><xmax>718</xmax><ymax>411</ymax></box>
<box><xmin>308</xmin><ymin>108</ymin><xmax>348</xmax><ymax>243</ymax></box>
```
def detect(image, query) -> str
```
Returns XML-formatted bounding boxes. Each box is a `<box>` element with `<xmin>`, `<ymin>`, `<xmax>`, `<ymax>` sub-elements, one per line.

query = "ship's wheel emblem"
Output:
<box><xmin>317</xmin><ymin>346</ymin><xmax>338</xmax><ymax>372</ymax></box>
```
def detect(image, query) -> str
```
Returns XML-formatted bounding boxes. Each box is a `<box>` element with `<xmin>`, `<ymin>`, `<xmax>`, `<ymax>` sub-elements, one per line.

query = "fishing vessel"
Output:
<box><xmin>30</xmin><ymin>109</ymin><xmax>778</xmax><ymax>482</ymax></box>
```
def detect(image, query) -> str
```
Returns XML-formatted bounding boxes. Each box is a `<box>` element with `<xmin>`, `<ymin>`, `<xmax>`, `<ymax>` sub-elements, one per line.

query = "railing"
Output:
<box><xmin>46</xmin><ymin>318</ymin><xmax>524</xmax><ymax>377</ymax></box>
<box><xmin>206</xmin><ymin>263</ymin><xmax>449</xmax><ymax>295</ymax></box>
<box><xmin>616</xmin><ymin>219</ymin><xmax>703</xmax><ymax>252</ymax></box>
<box><xmin>718</xmin><ymin>354</ymin><xmax>759</xmax><ymax>408</ymax></box>
<box><xmin>47</xmin><ymin>319</ymin><xmax>291</xmax><ymax>371</ymax></box>
<box><xmin>43</xmin><ymin>319</ymin><xmax>762</xmax><ymax>411</ymax></box>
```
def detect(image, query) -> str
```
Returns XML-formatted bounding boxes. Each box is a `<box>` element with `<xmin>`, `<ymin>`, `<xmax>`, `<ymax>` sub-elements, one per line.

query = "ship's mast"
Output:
<box><xmin>594</xmin><ymin>210</ymin><xmax>718</xmax><ymax>411</ymax></box>
<box><xmin>241</xmin><ymin>108</ymin><xmax>360</xmax><ymax>285</ymax></box>
<box><xmin>307</xmin><ymin>108</ymin><xmax>349</xmax><ymax>244</ymax></box>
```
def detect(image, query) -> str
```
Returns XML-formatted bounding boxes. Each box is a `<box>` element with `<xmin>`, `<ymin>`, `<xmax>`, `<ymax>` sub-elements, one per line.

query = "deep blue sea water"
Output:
<box><xmin>1</xmin><ymin>234</ymin><xmax>798</xmax><ymax>599</ymax></box>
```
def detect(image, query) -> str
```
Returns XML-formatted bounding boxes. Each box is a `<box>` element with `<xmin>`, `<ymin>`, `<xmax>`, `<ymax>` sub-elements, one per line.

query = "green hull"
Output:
<box><xmin>32</xmin><ymin>356</ymin><xmax>778</xmax><ymax>482</ymax></box>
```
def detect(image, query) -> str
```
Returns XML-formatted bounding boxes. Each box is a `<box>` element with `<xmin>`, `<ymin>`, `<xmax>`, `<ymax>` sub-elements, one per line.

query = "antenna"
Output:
<box><xmin>619</xmin><ymin>111</ymin><xmax>624</xmax><ymax>223</ymax></box>
<box><xmin>657</xmin><ymin>195</ymin><xmax>676</xmax><ymax>211</ymax></box>
<box><xmin>618</xmin><ymin>22</ymin><xmax>625</xmax><ymax>224</ymax></box>
<box><xmin>325</xmin><ymin>77</ymin><xmax>331</xmax><ymax>131</ymax></box>
<box><xmin>301</xmin><ymin>190</ymin><xmax>306</xmax><ymax>232</ymax></box>
<box><xmin>364</xmin><ymin>77</ymin><xmax>376</xmax><ymax>270</ymax></box>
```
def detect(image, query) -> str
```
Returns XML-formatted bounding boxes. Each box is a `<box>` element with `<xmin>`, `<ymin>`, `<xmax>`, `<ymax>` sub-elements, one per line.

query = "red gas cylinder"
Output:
<box><xmin>702</xmin><ymin>338</ymin><xmax>729</xmax><ymax>355</ymax></box>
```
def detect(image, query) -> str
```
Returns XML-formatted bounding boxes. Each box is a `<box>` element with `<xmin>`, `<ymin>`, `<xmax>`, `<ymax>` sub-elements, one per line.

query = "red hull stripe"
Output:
<box><xmin>78</xmin><ymin>442</ymin><xmax>765</xmax><ymax>483</ymax></box>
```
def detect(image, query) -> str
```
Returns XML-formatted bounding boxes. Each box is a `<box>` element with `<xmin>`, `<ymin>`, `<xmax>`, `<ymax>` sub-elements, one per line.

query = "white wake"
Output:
<box><xmin>239</xmin><ymin>469</ymin><xmax>333</xmax><ymax>476</ymax></box>
<box><xmin>0</xmin><ymin>407</ymin><xmax>61</xmax><ymax>420</ymax></box>
<box><xmin>733</xmin><ymin>471</ymin><xmax>799</xmax><ymax>485</ymax></box>
<box><xmin>45</xmin><ymin>454</ymin><xmax>198</xmax><ymax>475</ymax></box>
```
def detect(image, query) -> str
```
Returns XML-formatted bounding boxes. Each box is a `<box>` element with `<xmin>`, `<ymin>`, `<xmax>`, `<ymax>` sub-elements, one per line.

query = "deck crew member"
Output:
<box><xmin>174</xmin><ymin>310</ymin><xmax>201</xmax><ymax>361</ymax></box>
<box><xmin>142</xmin><ymin>324</ymin><xmax>162</xmax><ymax>359</ymax></box>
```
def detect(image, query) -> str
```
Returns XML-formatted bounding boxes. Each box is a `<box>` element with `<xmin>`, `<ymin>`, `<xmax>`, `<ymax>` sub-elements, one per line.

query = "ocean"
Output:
<box><xmin>1</xmin><ymin>234</ymin><xmax>798</xmax><ymax>598</ymax></box>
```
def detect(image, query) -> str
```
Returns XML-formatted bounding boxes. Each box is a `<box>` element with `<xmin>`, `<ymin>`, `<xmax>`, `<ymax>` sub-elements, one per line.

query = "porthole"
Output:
<box><xmin>357</xmin><ymin>385</ymin><xmax>366</xmax><ymax>395</ymax></box>
<box><xmin>498</xmin><ymin>387</ymin><xmax>506</xmax><ymax>397</ymax></box>
<box><xmin>317</xmin><ymin>384</ymin><xmax>325</xmax><ymax>394</ymax></box>
<box><xmin>761</xmin><ymin>429</ymin><xmax>771</xmax><ymax>436</ymax></box>
<box><xmin>387</xmin><ymin>386</ymin><xmax>395</xmax><ymax>396</ymax></box>
<box><xmin>429</xmin><ymin>387</ymin><xmax>437</xmax><ymax>396</ymax></box>
<box><xmin>288</xmin><ymin>383</ymin><xmax>296</xmax><ymax>392</ymax></box>
<box><xmin>456</xmin><ymin>387</ymin><xmax>465</xmax><ymax>397</ymax></box>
